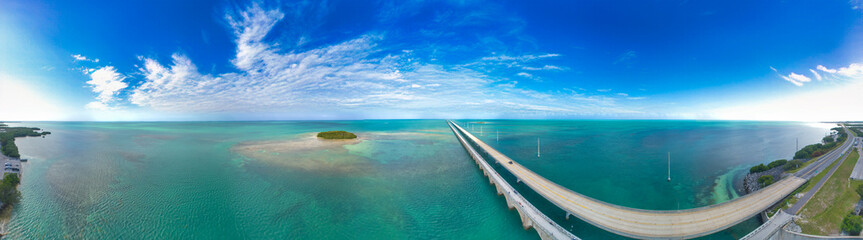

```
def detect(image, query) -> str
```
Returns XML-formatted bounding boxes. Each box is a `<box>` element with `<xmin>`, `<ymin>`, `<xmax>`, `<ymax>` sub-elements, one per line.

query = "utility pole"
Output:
<box><xmin>667</xmin><ymin>152</ymin><xmax>671</xmax><ymax>182</ymax></box>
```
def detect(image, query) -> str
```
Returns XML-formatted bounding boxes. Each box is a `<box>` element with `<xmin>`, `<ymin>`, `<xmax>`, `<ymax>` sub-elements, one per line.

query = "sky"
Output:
<box><xmin>1</xmin><ymin>0</ymin><xmax>862</xmax><ymax>121</ymax></box>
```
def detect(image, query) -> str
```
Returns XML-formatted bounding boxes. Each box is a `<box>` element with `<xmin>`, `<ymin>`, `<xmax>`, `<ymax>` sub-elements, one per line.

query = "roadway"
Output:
<box><xmin>448</xmin><ymin>121</ymin><xmax>578</xmax><ymax>240</ymax></box>
<box><xmin>786</xmin><ymin>128</ymin><xmax>857</xmax><ymax>214</ymax></box>
<box><xmin>449</xmin><ymin>120</ymin><xmax>806</xmax><ymax>239</ymax></box>
<box><xmin>848</xmin><ymin>137</ymin><xmax>863</xmax><ymax>180</ymax></box>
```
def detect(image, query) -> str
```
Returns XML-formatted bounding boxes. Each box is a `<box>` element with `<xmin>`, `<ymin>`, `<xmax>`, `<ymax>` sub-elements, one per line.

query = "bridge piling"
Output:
<box><xmin>447</xmin><ymin>121</ymin><xmax>579</xmax><ymax>240</ymax></box>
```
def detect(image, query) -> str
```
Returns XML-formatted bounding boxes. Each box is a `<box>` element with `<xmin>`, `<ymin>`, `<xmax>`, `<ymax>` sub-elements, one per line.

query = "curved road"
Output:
<box><xmin>450</xmin><ymin>121</ymin><xmax>806</xmax><ymax>239</ymax></box>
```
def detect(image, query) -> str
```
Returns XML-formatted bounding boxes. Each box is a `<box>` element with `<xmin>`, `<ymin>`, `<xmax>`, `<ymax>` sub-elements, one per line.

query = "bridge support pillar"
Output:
<box><xmin>565</xmin><ymin>212</ymin><xmax>572</xmax><ymax>220</ymax></box>
<box><xmin>515</xmin><ymin>207</ymin><xmax>534</xmax><ymax>230</ymax></box>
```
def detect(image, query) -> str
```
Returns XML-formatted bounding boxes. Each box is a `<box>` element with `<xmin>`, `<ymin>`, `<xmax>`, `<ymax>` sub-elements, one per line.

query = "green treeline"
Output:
<box><xmin>317</xmin><ymin>131</ymin><xmax>357</xmax><ymax>139</ymax></box>
<box><xmin>0</xmin><ymin>173</ymin><xmax>21</xmax><ymax>209</ymax></box>
<box><xmin>750</xmin><ymin>159</ymin><xmax>788</xmax><ymax>173</ymax></box>
<box><xmin>0</xmin><ymin>127</ymin><xmax>50</xmax><ymax>158</ymax></box>
<box><xmin>851</xmin><ymin>127</ymin><xmax>863</xmax><ymax>137</ymax></box>
<box><xmin>794</xmin><ymin>129</ymin><xmax>847</xmax><ymax>160</ymax></box>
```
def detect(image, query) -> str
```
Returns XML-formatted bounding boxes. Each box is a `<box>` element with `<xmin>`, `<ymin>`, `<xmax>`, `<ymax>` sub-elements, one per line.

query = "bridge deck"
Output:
<box><xmin>448</xmin><ymin>121</ymin><xmax>578</xmax><ymax>240</ymax></box>
<box><xmin>449</xmin><ymin>121</ymin><xmax>806</xmax><ymax>239</ymax></box>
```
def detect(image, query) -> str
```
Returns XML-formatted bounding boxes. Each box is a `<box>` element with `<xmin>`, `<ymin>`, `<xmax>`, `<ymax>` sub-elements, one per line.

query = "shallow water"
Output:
<box><xmin>4</xmin><ymin>120</ymin><xmax>831</xmax><ymax>239</ymax></box>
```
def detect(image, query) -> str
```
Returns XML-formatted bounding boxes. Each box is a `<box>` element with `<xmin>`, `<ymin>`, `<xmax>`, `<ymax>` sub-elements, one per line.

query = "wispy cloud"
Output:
<box><xmin>771</xmin><ymin>67</ymin><xmax>811</xmax><ymax>86</ymax></box>
<box><xmin>72</xmin><ymin>54</ymin><xmax>99</xmax><ymax>63</ymax></box>
<box><xmin>522</xmin><ymin>65</ymin><xmax>564</xmax><ymax>71</ymax></box>
<box><xmin>103</xmin><ymin>4</ymin><xmax>640</xmax><ymax>118</ymax></box>
<box><xmin>613</xmin><ymin>50</ymin><xmax>637</xmax><ymax>65</ymax></box>
<box><xmin>809</xmin><ymin>69</ymin><xmax>822</xmax><ymax>81</ymax></box>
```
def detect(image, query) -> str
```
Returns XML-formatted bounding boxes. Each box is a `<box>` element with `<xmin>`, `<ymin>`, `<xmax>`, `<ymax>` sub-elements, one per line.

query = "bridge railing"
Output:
<box><xmin>448</xmin><ymin>121</ymin><xmax>579</xmax><ymax>240</ymax></box>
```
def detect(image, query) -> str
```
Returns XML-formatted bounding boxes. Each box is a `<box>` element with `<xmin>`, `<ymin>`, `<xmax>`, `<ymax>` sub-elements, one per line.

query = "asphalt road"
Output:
<box><xmin>451</xmin><ymin>120</ymin><xmax>807</xmax><ymax>239</ymax></box>
<box><xmin>786</xmin><ymin>128</ymin><xmax>856</xmax><ymax>214</ymax></box>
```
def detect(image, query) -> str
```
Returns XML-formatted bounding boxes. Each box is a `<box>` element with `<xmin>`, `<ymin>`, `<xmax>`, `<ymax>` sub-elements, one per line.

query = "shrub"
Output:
<box><xmin>843</xmin><ymin>213</ymin><xmax>863</xmax><ymax>235</ymax></box>
<box><xmin>750</xmin><ymin>164</ymin><xmax>769</xmax><ymax>173</ymax></box>
<box><xmin>758</xmin><ymin>175</ymin><xmax>774</xmax><ymax>187</ymax></box>
<box><xmin>767</xmin><ymin>159</ymin><xmax>787</xmax><ymax>169</ymax></box>
<box><xmin>784</xmin><ymin>159</ymin><xmax>805</xmax><ymax>171</ymax></box>
<box><xmin>857</xmin><ymin>184</ymin><xmax>863</xmax><ymax>198</ymax></box>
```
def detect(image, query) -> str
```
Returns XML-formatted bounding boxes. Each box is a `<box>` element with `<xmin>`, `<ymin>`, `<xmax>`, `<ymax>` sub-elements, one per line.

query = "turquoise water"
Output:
<box><xmin>3</xmin><ymin>120</ymin><xmax>831</xmax><ymax>239</ymax></box>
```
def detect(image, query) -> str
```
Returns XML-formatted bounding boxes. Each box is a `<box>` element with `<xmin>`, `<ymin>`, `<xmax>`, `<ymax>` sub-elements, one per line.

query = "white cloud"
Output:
<box><xmin>121</xmin><ymin>4</ymin><xmax>637</xmax><ymax>118</ymax></box>
<box><xmin>780</xmin><ymin>72</ymin><xmax>811</xmax><ymax>86</ymax></box>
<box><xmin>85</xmin><ymin>66</ymin><xmax>127</xmax><ymax>109</ymax></box>
<box><xmin>522</xmin><ymin>65</ymin><xmax>563</xmax><ymax>71</ymax></box>
<box><xmin>72</xmin><ymin>54</ymin><xmax>99</xmax><ymax>62</ymax></box>
<box><xmin>812</xmin><ymin>63</ymin><xmax>863</xmax><ymax>80</ymax></box>
<box><xmin>517</xmin><ymin>72</ymin><xmax>532</xmax><ymax>78</ymax></box>
<box><xmin>817</xmin><ymin>65</ymin><xmax>837</xmax><ymax>73</ymax></box>
<box><xmin>809</xmin><ymin>69</ymin><xmax>822</xmax><ymax>81</ymax></box>
<box><xmin>597</xmin><ymin>89</ymin><xmax>611</xmax><ymax>92</ymax></box>
<box><xmin>480</xmin><ymin>53</ymin><xmax>560</xmax><ymax>62</ymax></box>
<box><xmin>617</xmin><ymin>93</ymin><xmax>629</xmax><ymax>97</ymax></box>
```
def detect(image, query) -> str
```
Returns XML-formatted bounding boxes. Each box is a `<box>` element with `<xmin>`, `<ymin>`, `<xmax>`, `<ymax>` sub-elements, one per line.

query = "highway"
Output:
<box><xmin>786</xmin><ymin>128</ymin><xmax>857</xmax><ymax>215</ymax></box>
<box><xmin>448</xmin><ymin>121</ymin><xmax>578</xmax><ymax>240</ymax></box>
<box><xmin>449</xmin><ymin>120</ymin><xmax>806</xmax><ymax>239</ymax></box>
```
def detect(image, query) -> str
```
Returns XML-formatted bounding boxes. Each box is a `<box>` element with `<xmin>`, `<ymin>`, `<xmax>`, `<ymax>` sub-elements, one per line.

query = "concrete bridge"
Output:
<box><xmin>447</xmin><ymin>121</ymin><xmax>579</xmax><ymax>240</ymax></box>
<box><xmin>448</xmin><ymin>120</ymin><xmax>807</xmax><ymax>239</ymax></box>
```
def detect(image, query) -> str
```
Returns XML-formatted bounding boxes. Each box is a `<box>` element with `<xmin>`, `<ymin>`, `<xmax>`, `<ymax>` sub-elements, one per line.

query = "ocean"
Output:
<box><xmin>2</xmin><ymin>120</ymin><xmax>832</xmax><ymax>239</ymax></box>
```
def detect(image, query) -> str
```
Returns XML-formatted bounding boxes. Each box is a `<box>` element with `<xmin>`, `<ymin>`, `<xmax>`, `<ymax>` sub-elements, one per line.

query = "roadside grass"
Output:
<box><xmin>801</xmin><ymin>157</ymin><xmax>842</xmax><ymax>193</ymax></box>
<box><xmin>797</xmin><ymin>150</ymin><xmax>861</xmax><ymax>235</ymax></box>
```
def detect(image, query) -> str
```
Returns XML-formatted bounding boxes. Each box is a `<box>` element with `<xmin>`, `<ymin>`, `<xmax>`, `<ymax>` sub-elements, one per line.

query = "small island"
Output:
<box><xmin>317</xmin><ymin>131</ymin><xmax>357</xmax><ymax>139</ymax></box>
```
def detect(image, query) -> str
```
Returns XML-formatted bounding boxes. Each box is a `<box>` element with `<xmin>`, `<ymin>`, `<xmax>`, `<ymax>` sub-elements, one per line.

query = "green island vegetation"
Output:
<box><xmin>758</xmin><ymin>175</ymin><xmax>774</xmax><ymax>187</ymax></box>
<box><xmin>0</xmin><ymin>173</ymin><xmax>21</xmax><ymax>209</ymax></box>
<box><xmin>316</xmin><ymin>131</ymin><xmax>357</xmax><ymax>139</ymax></box>
<box><xmin>0</xmin><ymin>126</ymin><xmax>51</xmax><ymax>158</ymax></box>
<box><xmin>797</xmin><ymin>150</ymin><xmax>862</xmax><ymax>235</ymax></box>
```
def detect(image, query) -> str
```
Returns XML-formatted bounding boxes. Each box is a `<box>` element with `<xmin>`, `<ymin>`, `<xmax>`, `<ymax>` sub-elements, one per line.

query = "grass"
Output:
<box><xmin>797</xmin><ymin>150</ymin><xmax>861</xmax><ymax>235</ymax></box>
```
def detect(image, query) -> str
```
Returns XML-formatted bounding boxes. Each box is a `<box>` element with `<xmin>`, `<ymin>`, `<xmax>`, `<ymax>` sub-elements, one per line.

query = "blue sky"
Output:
<box><xmin>1</xmin><ymin>0</ymin><xmax>862</xmax><ymax>121</ymax></box>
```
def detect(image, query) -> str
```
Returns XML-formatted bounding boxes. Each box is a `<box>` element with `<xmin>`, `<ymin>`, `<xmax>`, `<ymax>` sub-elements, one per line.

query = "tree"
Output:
<box><xmin>767</xmin><ymin>159</ymin><xmax>787</xmax><ymax>169</ymax></box>
<box><xmin>784</xmin><ymin>159</ymin><xmax>805</xmax><ymax>171</ymax></box>
<box><xmin>857</xmin><ymin>184</ymin><xmax>863</xmax><ymax>199</ymax></box>
<box><xmin>750</xmin><ymin>164</ymin><xmax>769</xmax><ymax>173</ymax></box>
<box><xmin>842</xmin><ymin>213</ymin><xmax>863</xmax><ymax>235</ymax></box>
<box><xmin>0</xmin><ymin>173</ymin><xmax>20</xmax><ymax>209</ymax></box>
<box><xmin>758</xmin><ymin>175</ymin><xmax>774</xmax><ymax>187</ymax></box>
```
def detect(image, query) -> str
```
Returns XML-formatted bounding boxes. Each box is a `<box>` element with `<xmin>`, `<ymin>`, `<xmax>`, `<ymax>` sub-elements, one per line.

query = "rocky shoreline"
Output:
<box><xmin>743</xmin><ymin>167</ymin><xmax>787</xmax><ymax>194</ymax></box>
